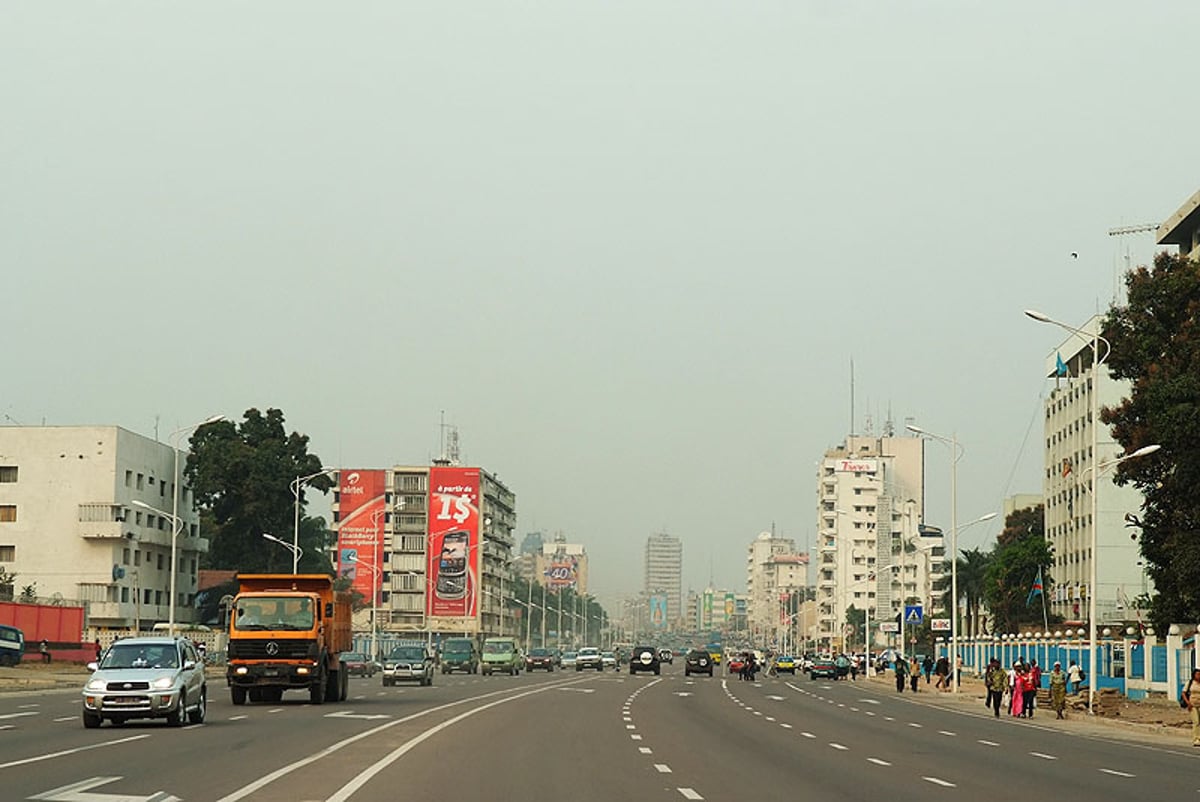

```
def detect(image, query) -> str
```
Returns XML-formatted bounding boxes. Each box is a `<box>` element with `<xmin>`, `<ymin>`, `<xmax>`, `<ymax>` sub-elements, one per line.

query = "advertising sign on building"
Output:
<box><xmin>725</xmin><ymin>592</ymin><xmax>735</xmax><ymax>620</ymax></box>
<box><xmin>426</xmin><ymin>466</ymin><xmax>481</xmax><ymax>628</ymax></box>
<box><xmin>543</xmin><ymin>553</ymin><xmax>579</xmax><ymax>590</ymax></box>
<box><xmin>931</xmin><ymin>618</ymin><xmax>951</xmax><ymax>631</ymax></box>
<box><xmin>649</xmin><ymin>594</ymin><xmax>668</xmax><ymax>628</ymax></box>
<box><xmin>879</xmin><ymin>622</ymin><xmax>900</xmax><ymax>633</ymax></box>
<box><xmin>835</xmin><ymin>459</ymin><xmax>878</xmax><ymax>473</ymax></box>
<box><xmin>335</xmin><ymin>469</ymin><xmax>386</xmax><ymax>605</ymax></box>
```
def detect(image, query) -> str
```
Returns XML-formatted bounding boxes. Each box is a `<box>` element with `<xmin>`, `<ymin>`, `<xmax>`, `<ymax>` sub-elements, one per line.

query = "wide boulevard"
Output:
<box><xmin>1</xmin><ymin>666</ymin><xmax>1195</xmax><ymax>802</ymax></box>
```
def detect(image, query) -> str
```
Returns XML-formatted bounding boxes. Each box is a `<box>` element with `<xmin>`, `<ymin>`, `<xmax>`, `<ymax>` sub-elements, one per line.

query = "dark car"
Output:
<box><xmin>683</xmin><ymin>648</ymin><xmax>713</xmax><ymax>677</ymax></box>
<box><xmin>809</xmin><ymin>657</ymin><xmax>838</xmax><ymax>680</ymax></box>
<box><xmin>525</xmin><ymin>647</ymin><xmax>556</xmax><ymax>672</ymax></box>
<box><xmin>341</xmin><ymin>651</ymin><xmax>377</xmax><ymax>678</ymax></box>
<box><xmin>629</xmin><ymin>645</ymin><xmax>661</xmax><ymax>675</ymax></box>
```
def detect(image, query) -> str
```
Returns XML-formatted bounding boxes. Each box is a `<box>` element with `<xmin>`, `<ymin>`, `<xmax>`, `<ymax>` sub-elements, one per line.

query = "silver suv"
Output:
<box><xmin>382</xmin><ymin>644</ymin><xmax>435</xmax><ymax>686</ymax></box>
<box><xmin>82</xmin><ymin>637</ymin><xmax>206</xmax><ymax>728</ymax></box>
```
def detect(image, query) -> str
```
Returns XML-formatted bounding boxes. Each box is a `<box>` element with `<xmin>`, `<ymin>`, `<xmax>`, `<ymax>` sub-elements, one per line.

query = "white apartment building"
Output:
<box><xmin>643</xmin><ymin>532</ymin><xmax>682</xmax><ymax>628</ymax></box>
<box><xmin>816</xmin><ymin>435</ymin><xmax>941</xmax><ymax>652</ymax></box>
<box><xmin>0</xmin><ymin>426</ymin><xmax>207</xmax><ymax>628</ymax></box>
<box><xmin>1041</xmin><ymin>318</ymin><xmax>1150</xmax><ymax>625</ymax></box>
<box><xmin>745</xmin><ymin>532</ymin><xmax>807</xmax><ymax>648</ymax></box>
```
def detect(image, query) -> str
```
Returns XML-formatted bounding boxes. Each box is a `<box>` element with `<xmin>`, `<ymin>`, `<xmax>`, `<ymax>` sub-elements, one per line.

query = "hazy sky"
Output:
<box><xmin>5</xmin><ymin>3</ymin><xmax>1196</xmax><ymax>608</ymax></box>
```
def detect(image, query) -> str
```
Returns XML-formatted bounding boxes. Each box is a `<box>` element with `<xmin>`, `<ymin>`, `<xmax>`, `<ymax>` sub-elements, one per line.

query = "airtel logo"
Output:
<box><xmin>345</xmin><ymin>472</ymin><xmax>361</xmax><ymax>484</ymax></box>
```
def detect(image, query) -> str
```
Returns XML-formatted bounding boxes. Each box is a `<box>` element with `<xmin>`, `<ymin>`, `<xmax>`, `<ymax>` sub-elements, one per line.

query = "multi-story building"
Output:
<box><xmin>0</xmin><ymin>426</ymin><xmax>207</xmax><ymax>628</ymax></box>
<box><xmin>332</xmin><ymin>462</ymin><xmax>516</xmax><ymax>642</ymax></box>
<box><xmin>1040</xmin><ymin>318</ymin><xmax>1149</xmax><ymax>625</ymax></box>
<box><xmin>745</xmin><ymin>532</ymin><xmax>808</xmax><ymax>648</ymax></box>
<box><xmin>689</xmin><ymin>587</ymin><xmax>746</xmax><ymax>636</ymax></box>
<box><xmin>643</xmin><ymin>532</ymin><xmax>682</xmax><ymax>628</ymax></box>
<box><xmin>816</xmin><ymin>435</ymin><xmax>939</xmax><ymax>652</ymax></box>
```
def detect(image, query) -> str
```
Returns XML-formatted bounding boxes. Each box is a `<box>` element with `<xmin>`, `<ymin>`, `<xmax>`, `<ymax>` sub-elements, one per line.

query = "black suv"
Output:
<box><xmin>629</xmin><ymin>645</ymin><xmax>661</xmax><ymax>675</ymax></box>
<box><xmin>683</xmin><ymin>648</ymin><xmax>713</xmax><ymax>677</ymax></box>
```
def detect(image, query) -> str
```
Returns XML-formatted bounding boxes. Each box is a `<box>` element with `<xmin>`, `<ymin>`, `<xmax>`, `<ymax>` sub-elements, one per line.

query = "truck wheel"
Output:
<box><xmin>310</xmin><ymin>672</ymin><xmax>327</xmax><ymax>704</ymax></box>
<box><xmin>231</xmin><ymin>687</ymin><xmax>247</xmax><ymax>706</ymax></box>
<box><xmin>325</xmin><ymin>668</ymin><xmax>340</xmax><ymax>701</ymax></box>
<box><xmin>339</xmin><ymin>669</ymin><xmax>349</xmax><ymax>701</ymax></box>
<box><xmin>249</xmin><ymin>689</ymin><xmax>263</xmax><ymax>703</ymax></box>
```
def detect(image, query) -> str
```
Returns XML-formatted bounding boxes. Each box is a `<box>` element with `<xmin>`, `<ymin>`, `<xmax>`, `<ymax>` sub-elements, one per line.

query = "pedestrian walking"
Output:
<box><xmin>894</xmin><ymin>654</ymin><xmax>909</xmax><ymax>693</ymax></box>
<box><xmin>985</xmin><ymin>658</ymin><xmax>1006</xmax><ymax>718</ymax></box>
<box><xmin>39</xmin><ymin>639</ymin><xmax>51</xmax><ymax>664</ymax></box>
<box><xmin>1021</xmin><ymin>663</ymin><xmax>1037</xmax><ymax>718</ymax></box>
<box><xmin>1067</xmin><ymin>660</ymin><xmax>1083</xmax><ymax>694</ymax></box>
<box><xmin>933</xmin><ymin>655</ymin><xmax>949</xmax><ymax>691</ymax></box>
<box><xmin>910</xmin><ymin>657</ymin><xmax>920</xmax><ymax>692</ymax></box>
<box><xmin>922</xmin><ymin>654</ymin><xmax>934</xmax><ymax>684</ymax></box>
<box><xmin>1184</xmin><ymin>667</ymin><xmax>1200</xmax><ymax>747</ymax></box>
<box><xmin>1049</xmin><ymin>661</ymin><xmax>1068</xmax><ymax>719</ymax></box>
<box><xmin>94</xmin><ymin>638</ymin><xmax>102</xmax><ymax>662</ymax></box>
<box><xmin>1028</xmin><ymin>659</ymin><xmax>1042</xmax><ymax>716</ymax></box>
<box><xmin>1010</xmin><ymin>661</ymin><xmax>1027</xmax><ymax>717</ymax></box>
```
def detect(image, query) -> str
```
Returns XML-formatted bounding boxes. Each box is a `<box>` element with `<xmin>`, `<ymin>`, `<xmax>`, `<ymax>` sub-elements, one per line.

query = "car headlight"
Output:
<box><xmin>85</xmin><ymin>678</ymin><xmax>106</xmax><ymax>692</ymax></box>
<box><xmin>152</xmin><ymin>676</ymin><xmax>176</xmax><ymax>690</ymax></box>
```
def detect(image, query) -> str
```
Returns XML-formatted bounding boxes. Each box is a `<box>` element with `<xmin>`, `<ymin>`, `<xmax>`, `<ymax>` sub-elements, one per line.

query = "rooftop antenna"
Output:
<box><xmin>849</xmin><ymin>358</ymin><xmax>856</xmax><ymax>437</ymax></box>
<box><xmin>446</xmin><ymin>425</ymin><xmax>461</xmax><ymax>466</ymax></box>
<box><xmin>1108</xmin><ymin>222</ymin><xmax>1158</xmax><ymax>305</ymax></box>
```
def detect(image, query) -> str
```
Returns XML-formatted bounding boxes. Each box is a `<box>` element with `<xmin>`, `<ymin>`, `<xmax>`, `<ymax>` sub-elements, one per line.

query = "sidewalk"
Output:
<box><xmin>0</xmin><ymin>661</ymin><xmax>224</xmax><ymax>695</ymax></box>
<box><xmin>853</xmin><ymin>669</ymin><xmax>1195</xmax><ymax>748</ymax></box>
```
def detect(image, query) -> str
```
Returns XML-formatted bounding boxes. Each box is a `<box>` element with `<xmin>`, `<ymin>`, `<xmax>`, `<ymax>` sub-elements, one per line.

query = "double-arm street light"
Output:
<box><xmin>262</xmin><ymin>532</ymin><xmax>302</xmax><ymax>566</ymax></box>
<box><xmin>291</xmin><ymin>468</ymin><xmax>339</xmax><ymax>574</ymax></box>
<box><xmin>1025</xmin><ymin>308</ymin><xmax>1162</xmax><ymax>713</ymax></box>
<box><xmin>131</xmin><ymin>500</ymin><xmax>184</xmax><ymax>634</ymax></box>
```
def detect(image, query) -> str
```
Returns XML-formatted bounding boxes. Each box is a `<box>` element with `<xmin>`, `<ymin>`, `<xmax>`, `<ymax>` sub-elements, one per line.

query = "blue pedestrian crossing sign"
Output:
<box><xmin>904</xmin><ymin>605</ymin><xmax>923</xmax><ymax>624</ymax></box>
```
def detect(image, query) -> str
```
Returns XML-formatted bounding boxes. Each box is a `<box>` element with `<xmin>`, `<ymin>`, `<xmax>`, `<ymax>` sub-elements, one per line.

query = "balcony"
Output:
<box><xmin>79</xmin><ymin>521</ymin><xmax>130</xmax><ymax>541</ymax></box>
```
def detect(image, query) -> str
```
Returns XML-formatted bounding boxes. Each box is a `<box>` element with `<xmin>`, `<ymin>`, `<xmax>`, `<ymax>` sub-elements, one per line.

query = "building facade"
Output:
<box><xmin>745</xmin><ymin>532</ymin><xmax>808</xmax><ymax>650</ymax></box>
<box><xmin>816</xmin><ymin>435</ymin><xmax>939</xmax><ymax>652</ymax></box>
<box><xmin>643</xmin><ymin>532</ymin><xmax>682</xmax><ymax>628</ymax></box>
<box><xmin>0</xmin><ymin>426</ymin><xmax>207</xmax><ymax>628</ymax></box>
<box><xmin>1040</xmin><ymin>318</ymin><xmax>1150</xmax><ymax>625</ymax></box>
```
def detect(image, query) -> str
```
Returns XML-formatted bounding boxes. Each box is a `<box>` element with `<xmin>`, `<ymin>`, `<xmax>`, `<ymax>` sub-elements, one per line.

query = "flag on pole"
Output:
<box><xmin>1055</xmin><ymin>352</ymin><xmax>1068</xmax><ymax>377</ymax></box>
<box><xmin>1026</xmin><ymin>567</ymin><xmax>1044</xmax><ymax>607</ymax></box>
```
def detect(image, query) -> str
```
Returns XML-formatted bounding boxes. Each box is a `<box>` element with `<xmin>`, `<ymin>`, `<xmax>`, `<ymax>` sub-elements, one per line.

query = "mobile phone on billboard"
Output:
<box><xmin>339</xmin><ymin>548</ymin><xmax>358</xmax><ymax>580</ymax></box>
<box><xmin>436</xmin><ymin>531</ymin><xmax>469</xmax><ymax>599</ymax></box>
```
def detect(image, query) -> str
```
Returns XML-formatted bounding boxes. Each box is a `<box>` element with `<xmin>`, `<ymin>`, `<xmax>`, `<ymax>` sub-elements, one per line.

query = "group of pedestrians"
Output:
<box><xmin>893</xmin><ymin>654</ymin><xmax>958</xmax><ymax>693</ymax></box>
<box><xmin>982</xmin><ymin>657</ymin><xmax>1071</xmax><ymax>719</ymax></box>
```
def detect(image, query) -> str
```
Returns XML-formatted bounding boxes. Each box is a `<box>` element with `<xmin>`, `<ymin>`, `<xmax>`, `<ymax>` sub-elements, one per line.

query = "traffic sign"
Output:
<box><xmin>879</xmin><ymin>622</ymin><xmax>899</xmax><ymax>633</ymax></box>
<box><xmin>931</xmin><ymin>618</ymin><xmax>951</xmax><ymax>632</ymax></box>
<box><xmin>904</xmin><ymin>605</ymin><xmax>923</xmax><ymax>624</ymax></box>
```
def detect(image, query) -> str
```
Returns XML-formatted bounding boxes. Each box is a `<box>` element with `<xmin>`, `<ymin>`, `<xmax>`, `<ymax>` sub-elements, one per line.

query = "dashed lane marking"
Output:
<box><xmin>908</xmin><ymin>722</ymin><xmax>922</xmax><ymax>728</ymax></box>
<box><xmin>867</xmin><ymin>758</ymin><xmax>891</xmax><ymax>766</ymax></box>
<box><xmin>1099</xmin><ymin>769</ymin><xmax>1135</xmax><ymax>778</ymax></box>
<box><xmin>938</xmin><ymin>730</ymin><xmax>955</xmax><ymax>736</ymax></box>
<box><xmin>978</xmin><ymin>740</ymin><xmax>998</xmax><ymax>746</ymax></box>
<box><xmin>801</xmin><ymin>732</ymin><xmax>815</xmax><ymax>739</ymax></box>
<box><xmin>780</xmin><ymin>723</ymin><xmax>793</xmax><ymax>729</ymax></box>
<box><xmin>654</xmin><ymin>764</ymin><xmax>672</xmax><ymax>773</ymax></box>
<box><xmin>678</xmin><ymin>789</ymin><xmax>703</xmax><ymax>800</ymax></box>
<box><xmin>639</xmin><ymin>747</ymin><xmax>652</xmax><ymax>754</ymax></box>
<box><xmin>631</xmin><ymin>734</ymin><xmax>642</xmax><ymax>741</ymax></box>
<box><xmin>53</xmin><ymin>716</ymin><xmax>74</xmax><ymax>722</ymax></box>
<box><xmin>229</xmin><ymin>715</ymin><xmax>248</xmax><ymax>721</ymax></box>
<box><xmin>1030</xmin><ymin>752</ymin><xmax>1057</xmax><ymax>760</ymax></box>
<box><xmin>923</xmin><ymin>777</ymin><xmax>956</xmax><ymax>787</ymax></box>
<box><xmin>829</xmin><ymin>743</ymin><xmax>848</xmax><ymax>751</ymax></box>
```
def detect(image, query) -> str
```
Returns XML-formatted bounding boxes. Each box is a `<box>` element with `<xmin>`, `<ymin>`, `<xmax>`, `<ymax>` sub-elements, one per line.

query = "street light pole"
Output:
<box><xmin>131</xmin><ymin>500</ymin><xmax>185</xmax><ymax>634</ymax></box>
<box><xmin>262</xmin><ymin>532</ymin><xmax>303</xmax><ymax>567</ymax></box>
<box><xmin>291</xmin><ymin>467</ymin><xmax>338</xmax><ymax>574</ymax></box>
<box><xmin>167</xmin><ymin>415</ymin><xmax>223</xmax><ymax>636</ymax></box>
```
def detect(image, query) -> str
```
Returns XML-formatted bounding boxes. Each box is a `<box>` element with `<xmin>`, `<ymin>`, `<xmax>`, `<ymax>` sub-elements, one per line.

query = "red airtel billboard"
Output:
<box><xmin>335</xmin><ymin>469</ymin><xmax>386</xmax><ymax>604</ymax></box>
<box><xmin>426</xmin><ymin>466</ymin><xmax>480</xmax><ymax>621</ymax></box>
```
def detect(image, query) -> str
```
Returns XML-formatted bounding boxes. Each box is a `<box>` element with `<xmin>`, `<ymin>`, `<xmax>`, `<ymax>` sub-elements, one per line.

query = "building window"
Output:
<box><xmin>0</xmin><ymin>545</ymin><xmax>14</xmax><ymax>561</ymax></box>
<box><xmin>157</xmin><ymin>554</ymin><xmax>165</xmax><ymax>570</ymax></box>
<box><xmin>125</xmin><ymin>470</ymin><xmax>133</xmax><ymax>487</ymax></box>
<box><xmin>0</xmin><ymin>506</ymin><xmax>15</xmax><ymax>523</ymax></box>
<box><xmin>0</xmin><ymin>466</ymin><xmax>17</xmax><ymax>483</ymax></box>
<box><xmin>121</xmin><ymin>587</ymin><xmax>129</xmax><ymax>603</ymax></box>
<box><xmin>137</xmin><ymin>473</ymin><xmax>144</xmax><ymax>490</ymax></box>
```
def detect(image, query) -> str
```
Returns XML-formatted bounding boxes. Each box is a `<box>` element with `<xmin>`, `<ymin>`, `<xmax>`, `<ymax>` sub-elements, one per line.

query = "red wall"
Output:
<box><xmin>0</xmin><ymin>601</ymin><xmax>88</xmax><ymax>662</ymax></box>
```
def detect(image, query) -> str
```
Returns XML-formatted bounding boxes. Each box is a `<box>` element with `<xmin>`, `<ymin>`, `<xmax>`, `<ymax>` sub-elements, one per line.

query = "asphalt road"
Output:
<box><xmin>1</xmin><ymin>666</ymin><xmax>1196</xmax><ymax>801</ymax></box>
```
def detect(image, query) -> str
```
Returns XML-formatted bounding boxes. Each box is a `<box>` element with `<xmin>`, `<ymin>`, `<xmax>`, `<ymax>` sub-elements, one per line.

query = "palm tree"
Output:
<box><xmin>934</xmin><ymin>547</ymin><xmax>992</xmax><ymax>637</ymax></box>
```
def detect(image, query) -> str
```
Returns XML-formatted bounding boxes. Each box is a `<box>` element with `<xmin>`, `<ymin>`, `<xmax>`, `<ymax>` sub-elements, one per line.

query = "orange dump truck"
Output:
<box><xmin>226</xmin><ymin>574</ymin><xmax>353</xmax><ymax>705</ymax></box>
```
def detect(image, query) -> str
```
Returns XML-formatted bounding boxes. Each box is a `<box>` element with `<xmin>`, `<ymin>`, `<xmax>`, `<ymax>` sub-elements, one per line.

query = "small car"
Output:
<box><xmin>341</xmin><ymin>651</ymin><xmax>377</xmax><ymax>678</ymax></box>
<box><xmin>81</xmin><ymin>636</ymin><xmax>206</xmax><ymax>728</ymax></box>
<box><xmin>809</xmin><ymin>657</ymin><xmax>838</xmax><ymax>680</ymax></box>
<box><xmin>774</xmin><ymin>655</ymin><xmax>797</xmax><ymax>675</ymax></box>
<box><xmin>629</xmin><ymin>645</ymin><xmax>661</xmax><ymax>675</ymax></box>
<box><xmin>576</xmin><ymin>647</ymin><xmax>604</xmax><ymax>671</ymax></box>
<box><xmin>525</xmin><ymin>647</ymin><xmax>556</xmax><ymax>672</ymax></box>
<box><xmin>560</xmin><ymin>651</ymin><xmax>578</xmax><ymax>669</ymax></box>
<box><xmin>683</xmin><ymin>648</ymin><xmax>713</xmax><ymax>677</ymax></box>
<box><xmin>601</xmin><ymin>651</ymin><xmax>617</xmax><ymax>670</ymax></box>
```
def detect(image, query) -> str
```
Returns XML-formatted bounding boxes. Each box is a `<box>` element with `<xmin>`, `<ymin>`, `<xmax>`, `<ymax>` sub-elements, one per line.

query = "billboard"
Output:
<box><xmin>649</xmin><ymin>594</ymin><xmax>668</xmax><ymax>629</ymax></box>
<box><xmin>426</xmin><ymin>466</ymin><xmax>481</xmax><ymax>625</ymax></box>
<box><xmin>543</xmin><ymin>553</ymin><xmax>579</xmax><ymax>590</ymax></box>
<box><xmin>724</xmin><ymin>592</ymin><xmax>735</xmax><ymax>620</ymax></box>
<box><xmin>335</xmin><ymin>469</ymin><xmax>386</xmax><ymax>604</ymax></box>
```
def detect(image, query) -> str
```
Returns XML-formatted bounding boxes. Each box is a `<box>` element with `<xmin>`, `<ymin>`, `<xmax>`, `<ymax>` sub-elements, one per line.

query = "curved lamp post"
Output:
<box><xmin>166</xmin><ymin>415</ymin><xmax>224</xmax><ymax>636</ymax></box>
<box><xmin>291</xmin><ymin>467</ymin><xmax>339</xmax><ymax>574</ymax></box>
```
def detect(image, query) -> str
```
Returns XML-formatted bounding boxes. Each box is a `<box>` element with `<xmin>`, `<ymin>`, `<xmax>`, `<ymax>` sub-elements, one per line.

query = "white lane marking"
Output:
<box><xmin>0</xmin><ymin>725</ymin><xmax>12</xmax><ymax>731</ymax></box>
<box><xmin>765</xmin><ymin>717</ymin><xmax>776</xmax><ymax>722</ymax></box>
<box><xmin>924</xmin><ymin>777</ymin><xmax>956</xmax><ymax>787</ymax></box>
<box><xmin>829</xmin><ymin>743</ymin><xmax>848</xmax><ymax>750</ymax></box>
<box><xmin>837</xmin><ymin>703</ymin><xmax>846</xmax><ymax>708</ymax></box>
<box><xmin>53</xmin><ymin>716</ymin><xmax>75</xmax><ymax>722</ymax></box>
<box><xmin>267</xmin><ymin>708</ymin><xmax>284</xmax><ymax>713</ymax></box>
<box><xmin>0</xmin><ymin>712</ymin><xmax>38</xmax><ymax>720</ymax></box>
<box><xmin>884</xmin><ymin>716</ymin><xmax>895</xmax><ymax>721</ymax></box>
<box><xmin>654</xmin><ymin>764</ymin><xmax>672</xmax><ymax>773</ymax></box>
<box><xmin>865</xmin><ymin>711</ymin><xmax>876</xmax><ymax>717</ymax></box>
<box><xmin>219</xmin><ymin>676</ymin><xmax>599</xmax><ymax>802</ymax></box>
<box><xmin>1030</xmin><ymin>752</ymin><xmax>1057</xmax><ymax>760</ymax></box>
<box><xmin>938</xmin><ymin>730</ymin><xmax>955</xmax><ymax>736</ymax></box>
<box><xmin>639</xmin><ymin>747</ymin><xmax>652</xmax><ymax>754</ymax></box>
<box><xmin>631</xmin><ymin>734</ymin><xmax>643</xmax><ymax>740</ymax></box>
<box><xmin>850</xmin><ymin>707</ymin><xmax>860</xmax><ymax>712</ymax></box>
<box><xmin>859</xmin><ymin>699</ymin><xmax>880</xmax><ymax>704</ymax></box>
<box><xmin>625</xmin><ymin>724</ymin><xmax>636</xmax><ymax>730</ymax></box>
<box><xmin>18</xmin><ymin>703</ymin><xmax>39</xmax><ymax>708</ymax></box>
<box><xmin>978</xmin><ymin>739</ymin><xmax>998</xmax><ymax>746</ymax></box>
<box><xmin>623</xmin><ymin>716</ymin><xmax>632</xmax><ymax>721</ymax></box>
<box><xmin>678</xmin><ymin>789</ymin><xmax>703</xmax><ymax>800</ymax></box>
<box><xmin>0</xmin><ymin>734</ymin><xmax>151</xmax><ymax>770</ymax></box>
<box><xmin>766</xmin><ymin>695</ymin><xmax>786</xmax><ymax>700</ymax></box>
<box><xmin>29</xmin><ymin>775</ymin><xmax>182</xmax><ymax>802</ymax></box>
<box><xmin>908</xmin><ymin>722</ymin><xmax>923</xmax><ymax>728</ymax></box>
<box><xmin>753</xmin><ymin>712</ymin><xmax>762</xmax><ymax>717</ymax></box>
<box><xmin>1099</xmin><ymin>769</ymin><xmax>1135</xmax><ymax>778</ymax></box>
<box><xmin>801</xmin><ymin>732</ymin><xmax>815</xmax><ymax>739</ymax></box>
<box><xmin>868</xmin><ymin>758</ymin><xmax>891</xmax><ymax>766</ymax></box>
<box><xmin>780</xmin><ymin>723</ymin><xmax>793</xmax><ymax>729</ymax></box>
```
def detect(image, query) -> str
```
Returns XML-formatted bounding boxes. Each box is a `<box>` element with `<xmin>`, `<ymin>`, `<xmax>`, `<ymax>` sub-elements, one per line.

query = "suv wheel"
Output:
<box><xmin>82</xmin><ymin>710</ymin><xmax>102</xmax><ymax>729</ymax></box>
<box><xmin>188</xmin><ymin>688</ymin><xmax>207</xmax><ymax>725</ymax></box>
<box><xmin>166</xmin><ymin>691</ymin><xmax>186</xmax><ymax>727</ymax></box>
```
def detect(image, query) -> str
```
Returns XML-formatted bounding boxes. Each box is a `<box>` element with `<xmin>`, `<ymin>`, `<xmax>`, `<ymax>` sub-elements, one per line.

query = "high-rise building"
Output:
<box><xmin>1039</xmin><ymin>318</ymin><xmax>1150</xmax><ymax>625</ymax></box>
<box><xmin>643</xmin><ymin>532</ymin><xmax>682</xmax><ymax>628</ymax></box>
<box><xmin>745</xmin><ymin>532</ymin><xmax>808</xmax><ymax>650</ymax></box>
<box><xmin>0</xmin><ymin>426</ymin><xmax>207</xmax><ymax>628</ymax></box>
<box><xmin>816</xmin><ymin>435</ymin><xmax>939</xmax><ymax>652</ymax></box>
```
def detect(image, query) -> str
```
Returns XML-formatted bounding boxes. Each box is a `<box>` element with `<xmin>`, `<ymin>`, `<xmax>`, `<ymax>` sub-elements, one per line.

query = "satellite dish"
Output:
<box><xmin>112</xmin><ymin>564</ymin><xmax>126</xmax><ymax>581</ymax></box>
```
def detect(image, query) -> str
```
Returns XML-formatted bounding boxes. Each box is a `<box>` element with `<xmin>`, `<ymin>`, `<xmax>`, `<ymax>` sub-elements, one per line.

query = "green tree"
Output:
<box><xmin>1102</xmin><ymin>250</ymin><xmax>1200</xmax><ymax>631</ymax></box>
<box><xmin>935</xmin><ymin>547</ymin><xmax>992</xmax><ymax>636</ymax></box>
<box><xmin>184</xmin><ymin>408</ymin><xmax>334</xmax><ymax>574</ymax></box>
<box><xmin>983</xmin><ymin>505</ymin><xmax>1054</xmax><ymax>633</ymax></box>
